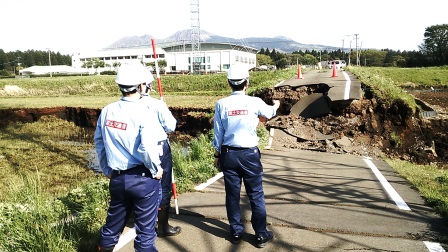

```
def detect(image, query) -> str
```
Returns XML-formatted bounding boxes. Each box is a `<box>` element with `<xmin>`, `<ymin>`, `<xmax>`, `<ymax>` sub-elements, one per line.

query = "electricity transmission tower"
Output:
<box><xmin>190</xmin><ymin>0</ymin><xmax>201</xmax><ymax>73</ymax></box>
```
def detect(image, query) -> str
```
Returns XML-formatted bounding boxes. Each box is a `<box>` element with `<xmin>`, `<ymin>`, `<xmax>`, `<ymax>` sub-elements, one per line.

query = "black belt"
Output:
<box><xmin>221</xmin><ymin>145</ymin><xmax>252</xmax><ymax>152</ymax></box>
<box><xmin>112</xmin><ymin>165</ymin><xmax>151</xmax><ymax>178</ymax></box>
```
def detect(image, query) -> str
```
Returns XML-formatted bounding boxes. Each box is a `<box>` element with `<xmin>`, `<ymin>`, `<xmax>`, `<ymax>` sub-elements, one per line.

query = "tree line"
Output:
<box><xmin>0</xmin><ymin>49</ymin><xmax>72</xmax><ymax>76</ymax></box>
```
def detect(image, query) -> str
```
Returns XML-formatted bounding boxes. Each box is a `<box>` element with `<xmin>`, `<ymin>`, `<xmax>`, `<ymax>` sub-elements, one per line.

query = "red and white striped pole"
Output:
<box><xmin>152</xmin><ymin>38</ymin><xmax>178</xmax><ymax>213</ymax></box>
<box><xmin>171</xmin><ymin>169</ymin><xmax>179</xmax><ymax>215</ymax></box>
<box><xmin>151</xmin><ymin>38</ymin><xmax>163</xmax><ymax>101</ymax></box>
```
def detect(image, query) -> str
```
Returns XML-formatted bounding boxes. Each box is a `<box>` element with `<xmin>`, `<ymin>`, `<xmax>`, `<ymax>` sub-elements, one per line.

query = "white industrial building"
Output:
<box><xmin>71</xmin><ymin>42</ymin><xmax>258</xmax><ymax>74</ymax></box>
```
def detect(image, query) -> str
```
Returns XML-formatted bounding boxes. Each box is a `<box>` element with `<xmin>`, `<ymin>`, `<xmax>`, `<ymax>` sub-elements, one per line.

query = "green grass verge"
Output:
<box><xmin>386</xmin><ymin>159</ymin><xmax>448</xmax><ymax>218</ymax></box>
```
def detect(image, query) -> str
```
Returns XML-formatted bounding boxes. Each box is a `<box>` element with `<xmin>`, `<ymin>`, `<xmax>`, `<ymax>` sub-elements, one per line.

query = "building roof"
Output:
<box><xmin>74</xmin><ymin>42</ymin><xmax>257</xmax><ymax>58</ymax></box>
<box><xmin>162</xmin><ymin>42</ymin><xmax>258</xmax><ymax>53</ymax></box>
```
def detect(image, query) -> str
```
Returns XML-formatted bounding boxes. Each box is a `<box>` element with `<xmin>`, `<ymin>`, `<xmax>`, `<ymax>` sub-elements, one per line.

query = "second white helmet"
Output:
<box><xmin>227</xmin><ymin>64</ymin><xmax>249</xmax><ymax>85</ymax></box>
<box><xmin>115</xmin><ymin>64</ymin><xmax>152</xmax><ymax>87</ymax></box>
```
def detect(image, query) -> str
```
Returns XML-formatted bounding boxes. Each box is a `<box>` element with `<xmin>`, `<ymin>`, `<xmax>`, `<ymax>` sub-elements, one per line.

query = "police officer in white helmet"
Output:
<box><xmin>212</xmin><ymin>64</ymin><xmax>280</xmax><ymax>248</ymax></box>
<box><xmin>94</xmin><ymin>64</ymin><xmax>163</xmax><ymax>252</ymax></box>
<box><xmin>138</xmin><ymin>69</ymin><xmax>182</xmax><ymax>237</ymax></box>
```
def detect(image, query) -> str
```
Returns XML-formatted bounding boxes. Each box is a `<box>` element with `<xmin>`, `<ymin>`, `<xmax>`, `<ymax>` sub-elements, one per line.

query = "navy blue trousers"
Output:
<box><xmin>99</xmin><ymin>167</ymin><xmax>161</xmax><ymax>252</ymax></box>
<box><xmin>158</xmin><ymin>140</ymin><xmax>173</xmax><ymax>208</ymax></box>
<box><xmin>220</xmin><ymin>146</ymin><xmax>269</xmax><ymax>238</ymax></box>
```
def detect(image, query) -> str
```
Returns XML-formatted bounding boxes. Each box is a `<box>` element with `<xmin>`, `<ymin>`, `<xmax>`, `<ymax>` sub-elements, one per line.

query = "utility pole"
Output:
<box><xmin>354</xmin><ymin>34</ymin><xmax>359</xmax><ymax>66</ymax></box>
<box><xmin>359</xmin><ymin>41</ymin><xmax>363</xmax><ymax>66</ymax></box>
<box><xmin>342</xmin><ymin>34</ymin><xmax>354</xmax><ymax>66</ymax></box>
<box><xmin>349</xmin><ymin>40</ymin><xmax>352</xmax><ymax>66</ymax></box>
<box><xmin>17</xmin><ymin>57</ymin><xmax>21</xmax><ymax>75</ymax></box>
<box><xmin>47</xmin><ymin>48</ymin><xmax>52</xmax><ymax>77</ymax></box>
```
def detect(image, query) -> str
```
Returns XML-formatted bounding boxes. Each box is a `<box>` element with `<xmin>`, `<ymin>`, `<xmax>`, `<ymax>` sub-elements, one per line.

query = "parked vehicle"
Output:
<box><xmin>328</xmin><ymin>60</ymin><xmax>346</xmax><ymax>69</ymax></box>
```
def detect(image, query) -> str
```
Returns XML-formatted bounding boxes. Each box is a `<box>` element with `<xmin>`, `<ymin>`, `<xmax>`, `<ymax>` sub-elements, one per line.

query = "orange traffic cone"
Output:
<box><xmin>331</xmin><ymin>63</ymin><xmax>338</xmax><ymax>77</ymax></box>
<box><xmin>296</xmin><ymin>64</ymin><xmax>303</xmax><ymax>79</ymax></box>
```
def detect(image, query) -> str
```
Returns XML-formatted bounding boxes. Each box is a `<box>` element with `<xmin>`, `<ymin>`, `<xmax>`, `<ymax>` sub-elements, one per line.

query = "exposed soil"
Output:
<box><xmin>0</xmin><ymin>87</ymin><xmax>446</xmax><ymax>167</ymax></box>
<box><xmin>258</xmin><ymin>86</ymin><xmax>448</xmax><ymax>167</ymax></box>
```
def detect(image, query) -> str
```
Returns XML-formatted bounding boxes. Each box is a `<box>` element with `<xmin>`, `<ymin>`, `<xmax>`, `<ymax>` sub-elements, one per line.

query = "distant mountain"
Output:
<box><xmin>105</xmin><ymin>29</ymin><xmax>338</xmax><ymax>53</ymax></box>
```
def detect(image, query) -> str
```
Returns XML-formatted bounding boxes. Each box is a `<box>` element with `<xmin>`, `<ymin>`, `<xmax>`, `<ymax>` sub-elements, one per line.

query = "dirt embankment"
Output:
<box><xmin>0</xmin><ymin>88</ymin><xmax>446</xmax><ymax>167</ymax></box>
<box><xmin>257</xmin><ymin>85</ymin><xmax>448</xmax><ymax>167</ymax></box>
<box><xmin>0</xmin><ymin>106</ymin><xmax>213</xmax><ymax>138</ymax></box>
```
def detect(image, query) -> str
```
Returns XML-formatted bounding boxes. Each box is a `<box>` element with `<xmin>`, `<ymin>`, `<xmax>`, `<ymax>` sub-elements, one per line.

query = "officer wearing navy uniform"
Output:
<box><xmin>95</xmin><ymin>64</ymin><xmax>163</xmax><ymax>252</ymax></box>
<box><xmin>138</xmin><ymin>70</ymin><xmax>182</xmax><ymax>237</ymax></box>
<box><xmin>212</xmin><ymin>64</ymin><xmax>280</xmax><ymax>248</ymax></box>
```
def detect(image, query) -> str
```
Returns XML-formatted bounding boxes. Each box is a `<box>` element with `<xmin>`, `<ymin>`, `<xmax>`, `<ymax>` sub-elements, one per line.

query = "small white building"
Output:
<box><xmin>71</xmin><ymin>42</ymin><xmax>258</xmax><ymax>74</ymax></box>
<box><xmin>19</xmin><ymin>65</ymin><xmax>89</xmax><ymax>76</ymax></box>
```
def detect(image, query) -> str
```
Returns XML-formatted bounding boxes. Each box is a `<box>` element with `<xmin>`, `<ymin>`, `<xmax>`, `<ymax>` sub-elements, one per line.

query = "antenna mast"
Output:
<box><xmin>190</xmin><ymin>0</ymin><xmax>201</xmax><ymax>73</ymax></box>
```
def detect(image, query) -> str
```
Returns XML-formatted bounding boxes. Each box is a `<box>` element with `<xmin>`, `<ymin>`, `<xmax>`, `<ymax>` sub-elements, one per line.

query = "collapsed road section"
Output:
<box><xmin>255</xmin><ymin>68</ymin><xmax>447</xmax><ymax>166</ymax></box>
<box><xmin>256</xmin><ymin>68</ymin><xmax>362</xmax><ymax>142</ymax></box>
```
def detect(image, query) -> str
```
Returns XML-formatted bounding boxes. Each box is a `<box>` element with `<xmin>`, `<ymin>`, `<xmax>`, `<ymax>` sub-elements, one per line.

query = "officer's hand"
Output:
<box><xmin>273</xmin><ymin>100</ymin><xmax>280</xmax><ymax>110</ymax></box>
<box><xmin>214</xmin><ymin>158</ymin><xmax>221</xmax><ymax>172</ymax></box>
<box><xmin>155</xmin><ymin>168</ymin><xmax>163</xmax><ymax>180</ymax></box>
<box><xmin>106</xmin><ymin>174</ymin><xmax>112</xmax><ymax>179</ymax></box>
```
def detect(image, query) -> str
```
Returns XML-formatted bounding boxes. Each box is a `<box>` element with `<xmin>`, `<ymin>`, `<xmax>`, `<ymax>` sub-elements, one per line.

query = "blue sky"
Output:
<box><xmin>2</xmin><ymin>0</ymin><xmax>447</xmax><ymax>54</ymax></box>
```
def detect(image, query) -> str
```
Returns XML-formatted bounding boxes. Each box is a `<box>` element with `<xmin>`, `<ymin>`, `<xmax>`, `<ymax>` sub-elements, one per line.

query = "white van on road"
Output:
<box><xmin>328</xmin><ymin>60</ymin><xmax>346</xmax><ymax>69</ymax></box>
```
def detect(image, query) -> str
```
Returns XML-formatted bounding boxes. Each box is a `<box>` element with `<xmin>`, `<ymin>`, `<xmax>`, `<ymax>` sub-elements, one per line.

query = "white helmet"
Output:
<box><xmin>115</xmin><ymin>64</ymin><xmax>151</xmax><ymax>91</ymax></box>
<box><xmin>227</xmin><ymin>64</ymin><xmax>249</xmax><ymax>85</ymax></box>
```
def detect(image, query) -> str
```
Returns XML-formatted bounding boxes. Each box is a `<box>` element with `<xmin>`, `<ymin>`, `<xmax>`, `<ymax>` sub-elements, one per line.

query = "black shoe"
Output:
<box><xmin>97</xmin><ymin>245</ymin><xmax>114</xmax><ymax>252</ymax></box>
<box><xmin>157</xmin><ymin>225</ymin><xmax>182</xmax><ymax>237</ymax></box>
<box><xmin>256</xmin><ymin>231</ymin><xmax>273</xmax><ymax>248</ymax></box>
<box><xmin>231</xmin><ymin>233</ymin><xmax>243</xmax><ymax>244</ymax></box>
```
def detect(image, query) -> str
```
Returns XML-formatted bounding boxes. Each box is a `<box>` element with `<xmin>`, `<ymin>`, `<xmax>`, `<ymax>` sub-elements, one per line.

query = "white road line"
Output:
<box><xmin>363</xmin><ymin>157</ymin><xmax>411</xmax><ymax>211</ymax></box>
<box><xmin>194</xmin><ymin>172</ymin><xmax>224</xmax><ymax>191</ymax></box>
<box><xmin>424</xmin><ymin>241</ymin><xmax>446</xmax><ymax>252</ymax></box>
<box><xmin>113</xmin><ymin>227</ymin><xmax>136</xmax><ymax>252</ymax></box>
<box><xmin>343</xmin><ymin>71</ymin><xmax>351</xmax><ymax>100</ymax></box>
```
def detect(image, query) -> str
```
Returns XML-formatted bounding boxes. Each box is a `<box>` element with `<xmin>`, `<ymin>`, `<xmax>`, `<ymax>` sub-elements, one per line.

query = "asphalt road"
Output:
<box><xmin>114</xmin><ymin>140</ymin><xmax>448</xmax><ymax>251</ymax></box>
<box><xmin>113</xmin><ymin>69</ymin><xmax>448</xmax><ymax>252</ymax></box>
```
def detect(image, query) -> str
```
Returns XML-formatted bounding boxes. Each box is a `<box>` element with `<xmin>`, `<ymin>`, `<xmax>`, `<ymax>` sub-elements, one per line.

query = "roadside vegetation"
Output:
<box><xmin>0</xmin><ymin>66</ymin><xmax>447</xmax><ymax>250</ymax></box>
<box><xmin>0</xmin><ymin>68</ymin><xmax>295</xmax><ymax>109</ymax></box>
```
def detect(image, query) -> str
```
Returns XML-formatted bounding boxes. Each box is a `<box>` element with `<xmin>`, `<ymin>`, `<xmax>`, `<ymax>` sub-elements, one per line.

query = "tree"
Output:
<box><xmin>264</xmin><ymin>48</ymin><xmax>271</xmax><ymax>56</ymax></box>
<box><xmin>256</xmin><ymin>54</ymin><xmax>273</xmax><ymax>66</ymax></box>
<box><xmin>0</xmin><ymin>49</ymin><xmax>6</xmax><ymax>70</ymax></box>
<box><xmin>302</xmin><ymin>54</ymin><xmax>318</xmax><ymax>66</ymax></box>
<box><xmin>147</xmin><ymin>59</ymin><xmax>167</xmax><ymax>73</ymax></box>
<box><xmin>275</xmin><ymin>58</ymin><xmax>288</xmax><ymax>69</ymax></box>
<box><xmin>158</xmin><ymin>59</ymin><xmax>167</xmax><ymax>69</ymax></box>
<box><xmin>419</xmin><ymin>24</ymin><xmax>448</xmax><ymax>65</ymax></box>
<box><xmin>113</xmin><ymin>62</ymin><xmax>121</xmax><ymax>70</ymax></box>
<box><xmin>82</xmin><ymin>60</ymin><xmax>93</xmax><ymax>69</ymax></box>
<box><xmin>285</xmin><ymin>54</ymin><xmax>302</xmax><ymax>66</ymax></box>
<box><xmin>93</xmin><ymin>58</ymin><xmax>105</xmax><ymax>74</ymax></box>
<box><xmin>33</xmin><ymin>51</ymin><xmax>44</xmax><ymax>66</ymax></box>
<box><xmin>362</xmin><ymin>49</ymin><xmax>387</xmax><ymax>67</ymax></box>
<box><xmin>22</xmin><ymin>53</ymin><xmax>35</xmax><ymax>67</ymax></box>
